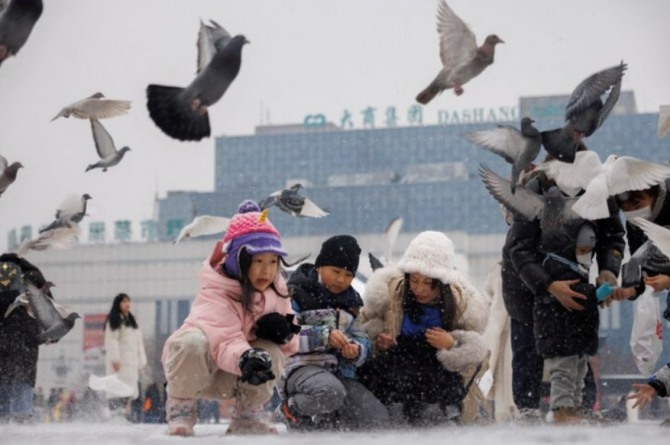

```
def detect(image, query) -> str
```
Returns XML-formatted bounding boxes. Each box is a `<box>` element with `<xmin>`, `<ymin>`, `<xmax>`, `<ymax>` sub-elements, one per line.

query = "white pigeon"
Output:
<box><xmin>539</xmin><ymin>151</ymin><xmax>670</xmax><ymax>220</ymax></box>
<box><xmin>197</xmin><ymin>19</ymin><xmax>231</xmax><ymax>73</ymax></box>
<box><xmin>384</xmin><ymin>217</ymin><xmax>403</xmax><ymax>264</ymax></box>
<box><xmin>88</xmin><ymin>374</ymin><xmax>134</xmax><ymax>398</ymax></box>
<box><xmin>18</xmin><ymin>224</ymin><xmax>80</xmax><ymax>256</ymax></box>
<box><xmin>85</xmin><ymin>119</ymin><xmax>131</xmax><ymax>172</ymax></box>
<box><xmin>174</xmin><ymin>215</ymin><xmax>230</xmax><ymax>244</ymax></box>
<box><xmin>634</xmin><ymin>218</ymin><xmax>670</xmax><ymax>260</ymax></box>
<box><xmin>535</xmin><ymin>150</ymin><xmax>601</xmax><ymax>197</ymax></box>
<box><xmin>51</xmin><ymin>92</ymin><xmax>131</xmax><ymax>122</ymax></box>
<box><xmin>658</xmin><ymin>105</ymin><xmax>670</xmax><ymax>139</ymax></box>
<box><xmin>40</xmin><ymin>194</ymin><xmax>91</xmax><ymax>233</ymax></box>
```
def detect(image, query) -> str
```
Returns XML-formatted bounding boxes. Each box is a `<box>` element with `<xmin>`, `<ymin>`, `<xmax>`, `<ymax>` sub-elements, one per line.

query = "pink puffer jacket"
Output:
<box><xmin>163</xmin><ymin>241</ymin><xmax>299</xmax><ymax>375</ymax></box>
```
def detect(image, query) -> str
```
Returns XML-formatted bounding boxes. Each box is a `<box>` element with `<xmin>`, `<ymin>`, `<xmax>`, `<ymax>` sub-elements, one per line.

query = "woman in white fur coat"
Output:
<box><xmin>360</xmin><ymin>231</ymin><xmax>489</xmax><ymax>425</ymax></box>
<box><xmin>104</xmin><ymin>293</ymin><xmax>147</xmax><ymax>407</ymax></box>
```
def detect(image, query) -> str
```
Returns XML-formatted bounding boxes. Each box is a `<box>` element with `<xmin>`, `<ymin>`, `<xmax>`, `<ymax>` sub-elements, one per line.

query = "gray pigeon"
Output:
<box><xmin>197</xmin><ymin>19</ymin><xmax>231</xmax><ymax>73</ymax></box>
<box><xmin>464</xmin><ymin>117</ymin><xmax>541</xmax><ymax>193</ymax></box>
<box><xmin>541</xmin><ymin>62</ymin><xmax>627</xmax><ymax>163</ymax></box>
<box><xmin>0</xmin><ymin>154</ymin><xmax>22</xmax><ymax>197</ymax></box>
<box><xmin>0</xmin><ymin>0</ymin><xmax>42</xmax><ymax>69</ymax></box>
<box><xmin>147</xmin><ymin>30</ymin><xmax>249</xmax><ymax>142</ymax></box>
<box><xmin>259</xmin><ymin>184</ymin><xmax>328</xmax><ymax>218</ymax></box>
<box><xmin>18</xmin><ymin>224</ymin><xmax>80</xmax><ymax>256</ymax></box>
<box><xmin>40</xmin><ymin>194</ymin><xmax>92</xmax><ymax>233</ymax></box>
<box><xmin>478</xmin><ymin>163</ymin><xmax>586</xmax><ymax>237</ymax></box>
<box><xmin>19</xmin><ymin>281</ymin><xmax>79</xmax><ymax>343</ymax></box>
<box><xmin>85</xmin><ymin>119</ymin><xmax>131</xmax><ymax>172</ymax></box>
<box><xmin>416</xmin><ymin>0</ymin><xmax>503</xmax><ymax>104</ymax></box>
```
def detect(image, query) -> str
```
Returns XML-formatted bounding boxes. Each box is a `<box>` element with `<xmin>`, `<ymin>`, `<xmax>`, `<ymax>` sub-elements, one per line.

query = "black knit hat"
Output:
<box><xmin>314</xmin><ymin>235</ymin><xmax>361</xmax><ymax>275</ymax></box>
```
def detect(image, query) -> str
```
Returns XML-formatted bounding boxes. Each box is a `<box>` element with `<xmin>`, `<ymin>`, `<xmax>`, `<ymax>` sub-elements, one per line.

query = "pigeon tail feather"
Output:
<box><xmin>146</xmin><ymin>84</ymin><xmax>211</xmax><ymax>142</ymax></box>
<box><xmin>540</xmin><ymin>128</ymin><xmax>577</xmax><ymax>163</ymax></box>
<box><xmin>416</xmin><ymin>80</ymin><xmax>442</xmax><ymax>105</ymax></box>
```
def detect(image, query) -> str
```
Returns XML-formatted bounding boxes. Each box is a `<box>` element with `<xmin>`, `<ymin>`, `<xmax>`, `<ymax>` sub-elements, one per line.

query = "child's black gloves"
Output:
<box><xmin>239</xmin><ymin>348</ymin><xmax>275</xmax><ymax>385</ymax></box>
<box><xmin>255</xmin><ymin>313</ymin><xmax>301</xmax><ymax>345</ymax></box>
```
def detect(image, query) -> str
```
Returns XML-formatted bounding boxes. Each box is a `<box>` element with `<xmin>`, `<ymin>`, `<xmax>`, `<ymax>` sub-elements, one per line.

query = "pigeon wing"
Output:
<box><xmin>479</xmin><ymin>164</ymin><xmax>544</xmax><ymax>221</ymax></box>
<box><xmin>207</xmin><ymin>20</ymin><xmax>232</xmax><ymax>51</ymax></box>
<box><xmin>258</xmin><ymin>192</ymin><xmax>281</xmax><ymax>211</ymax></box>
<box><xmin>606</xmin><ymin>157</ymin><xmax>670</xmax><ymax>196</ymax></box>
<box><xmin>565</xmin><ymin>63</ymin><xmax>627</xmax><ymax>121</ymax></box>
<box><xmin>535</xmin><ymin>151</ymin><xmax>602</xmax><ymax>197</ymax></box>
<box><xmin>299</xmin><ymin>197</ymin><xmax>329</xmax><ymax>218</ymax></box>
<box><xmin>436</xmin><ymin>0</ymin><xmax>477</xmax><ymax>70</ymax></box>
<box><xmin>19</xmin><ymin>225</ymin><xmax>80</xmax><ymax>255</ymax></box>
<box><xmin>75</xmin><ymin>98</ymin><xmax>131</xmax><ymax>120</ymax></box>
<box><xmin>384</xmin><ymin>217</ymin><xmax>404</xmax><ymax>263</ymax></box>
<box><xmin>25</xmin><ymin>281</ymin><xmax>60</xmax><ymax>330</ymax></box>
<box><xmin>463</xmin><ymin>126</ymin><xmax>526</xmax><ymax>164</ymax></box>
<box><xmin>658</xmin><ymin>105</ymin><xmax>670</xmax><ymax>139</ymax></box>
<box><xmin>595</xmin><ymin>74</ymin><xmax>623</xmax><ymax>130</ymax></box>
<box><xmin>90</xmin><ymin>119</ymin><xmax>118</xmax><ymax>159</ymax></box>
<box><xmin>635</xmin><ymin>218</ymin><xmax>670</xmax><ymax>260</ymax></box>
<box><xmin>369</xmin><ymin>252</ymin><xmax>385</xmax><ymax>272</ymax></box>
<box><xmin>174</xmin><ymin>215</ymin><xmax>230</xmax><ymax>243</ymax></box>
<box><xmin>197</xmin><ymin>19</ymin><xmax>232</xmax><ymax>73</ymax></box>
<box><xmin>0</xmin><ymin>154</ymin><xmax>7</xmax><ymax>176</ymax></box>
<box><xmin>54</xmin><ymin>194</ymin><xmax>85</xmax><ymax>221</ymax></box>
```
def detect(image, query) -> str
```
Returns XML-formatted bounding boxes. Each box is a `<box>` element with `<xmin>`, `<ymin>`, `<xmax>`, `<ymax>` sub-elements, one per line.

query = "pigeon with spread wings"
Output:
<box><xmin>0</xmin><ymin>154</ymin><xmax>22</xmax><ymax>198</ymax></box>
<box><xmin>174</xmin><ymin>215</ymin><xmax>231</xmax><ymax>244</ymax></box>
<box><xmin>416</xmin><ymin>0</ymin><xmax>503</xmax><ymax>104</ymax></box>
<box><xmin>259</xmin><ymin>184</ymin><xmax>328</xmax><ymax>218</ymax></box>
<box><xmin>0</xmin><ymin>0</ymin><xmax>42</xmax><ymax>69</ymax></box>
<box><xmin>40</xmin><ymin>194</ymin><xmax>92</xmax><ymax>233</ymax></box>
<box><xmin>85</xmin><ymin>119</ymin><xmax>131</xmax><ymax>172</ymax></box>
<box><xmin>51</xmin><ymin>92</ymin><xmax>131</xmax><ymax>122</ymax></box>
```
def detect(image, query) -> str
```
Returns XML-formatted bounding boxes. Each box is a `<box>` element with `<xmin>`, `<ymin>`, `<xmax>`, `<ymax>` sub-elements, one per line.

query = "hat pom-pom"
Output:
<box><xmin>238</xmin><ymin>200</ymin><xmax>261</xmax><ymax>214</ymax></box>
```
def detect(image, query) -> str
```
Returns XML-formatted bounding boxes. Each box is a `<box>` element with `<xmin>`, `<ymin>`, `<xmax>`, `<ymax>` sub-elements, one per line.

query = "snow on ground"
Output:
<box><xmin>3</xmin><ymin>421</ymin><xmax>669</xmax><ymax>445</ymax></box>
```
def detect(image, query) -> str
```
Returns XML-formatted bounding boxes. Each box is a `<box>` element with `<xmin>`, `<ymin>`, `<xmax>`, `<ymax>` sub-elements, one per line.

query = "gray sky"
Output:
<box><xmin>0</xmin><ymin>0</ymin><xmax>669</xmax><ymax>251</ymax></box>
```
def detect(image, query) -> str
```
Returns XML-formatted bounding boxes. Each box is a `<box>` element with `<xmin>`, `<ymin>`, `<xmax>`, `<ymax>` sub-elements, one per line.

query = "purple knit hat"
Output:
<box><xmin>223</xmin><ymin>200</ymin><xmax>287</xmax><ymax>278</ymax></box>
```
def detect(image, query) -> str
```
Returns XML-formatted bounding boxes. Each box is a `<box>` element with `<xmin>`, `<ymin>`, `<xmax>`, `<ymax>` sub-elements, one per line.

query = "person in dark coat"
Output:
<box><xmin>504</xmin><ymin>168</ymin><xmax>625</xmax><ymax>423</ymax></box>
<box><xmin>0</xmin><ymin>253</ymin><xmax>51</xmax><ymax>423</ymax></box>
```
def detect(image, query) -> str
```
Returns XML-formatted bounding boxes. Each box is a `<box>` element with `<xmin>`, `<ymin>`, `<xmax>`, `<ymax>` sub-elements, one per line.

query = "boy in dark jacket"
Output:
<box><xmin>275</xmin><ymin>235</ymin><xmax>388</xmax><ymax>430</ymax></box>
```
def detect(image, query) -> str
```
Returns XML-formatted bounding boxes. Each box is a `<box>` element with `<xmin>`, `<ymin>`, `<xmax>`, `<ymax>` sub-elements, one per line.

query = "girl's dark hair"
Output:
<box><xmin>402</xmin><ymin>274</ymin><xmax>458</xmax><ymax>331</ymax></box>
<box><xmin>225</xmin><ymin>248</ymin><xmax>288</xmax><ymax>314</ymax></box>
<box><xmin>105</xmin><ymin>293</ymin><xmax>138</xmax><ymax>331</ymax></box>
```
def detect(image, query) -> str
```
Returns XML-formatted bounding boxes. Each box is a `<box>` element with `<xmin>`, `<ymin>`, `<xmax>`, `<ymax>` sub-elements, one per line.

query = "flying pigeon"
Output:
<box><xmin>0</xmin><ymin>0</ymin><xmax>42</xmax><ymax>69</ymax></box>
<box><xmin>0</xmin><ymin>154</ymin><xmax>22</xmax><ymax>197</ymax></box>
<box><xmin>197</xmin><ymin>19</ymin><xmax>231</xmax><ymax>73</ymax></box>
<box><xmin>540</xmin><ymin>62</ymin><xmax>627</xmax><ymax>163</ymax></box>
<box><xmin>463</xmin><ymin>117</ymin><xmax>542</xmax><ymax>192</ymax></box>
<box><xmin>259</xmin><ymin>184</ymin><xmax>328</xmax><ymax>218</ymax></box>
<box><xmin>88</xmin><ymin>374</ymin><xmax>134</xmax><ymax>398</ymax></box>
<box><xmin>50</xmin><ymin>92</ymin><xmax>131</xmax><ymax>122</ymax></box>
<box><xmin>146</xmin><ymin>25</ymin><xmax>249</xmax><ymax>142</ymax></box>
<box><xmin>478</xmin><ymin>163</ymin><xmax>588</xmax><ymax>234</ymax></box>
<box><xmin>383</xmin><ymin>217</ymin><xmax>403</xmax><ymax>264</ymax></box>
<box><xmin>40</xmin><ymin>194</ymin><xmax>92</xmax><ymax>233</ymax></box>
<box><xmin>620</xmin><ymin>239</ymin><xmax>670</xmax><ymax>288</ymax></box>
<box><xmin>537</xmin><ymin>151</ymin><xmax>670</xmax><ymax>220</ymax></box>
<box><xmin>658</xmin><ymin>105</ymin><xmax>670</xmax><ymax>139</ymax></box>
<box><xmin>18</xmin><ymin>224</ymin><xmax>80</xmax><ymax>256</ymax></box>
<box><xmin>5</xmin><ymin>281</ymin><xmax>80</xmax><ymax>343</ymax></box>
<box><xmin>633</xmin><ymin>218</ymin><xmax>670</xmax><ymax>263</ymax></box>
<box><xmin>85</xmin><ymin>119</ymin><xmax>131</xmax><ymax>172</ymax></box>
<box><xmin>174</xmin><ymin>215</ymin><xmax>230</xmax><ymax>244</ymax></box>
<box><xmin>415</xmin><ymin>0</ymin><xmax>503</xmax><ymax>104</ymax></box>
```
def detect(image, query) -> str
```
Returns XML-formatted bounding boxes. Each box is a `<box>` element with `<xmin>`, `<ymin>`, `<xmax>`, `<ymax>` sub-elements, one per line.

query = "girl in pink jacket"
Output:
<box><xmin>162</xmin><ymin>201</ymin><xmax>299</xmax><ymax>436</ymax></box>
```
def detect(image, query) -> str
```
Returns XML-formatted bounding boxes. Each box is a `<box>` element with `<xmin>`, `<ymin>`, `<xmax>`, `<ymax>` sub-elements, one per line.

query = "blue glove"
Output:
<box><xmin>596</xmin><ymin>283</ymin><xmax>614</xmax><ymax>302</ymax></box>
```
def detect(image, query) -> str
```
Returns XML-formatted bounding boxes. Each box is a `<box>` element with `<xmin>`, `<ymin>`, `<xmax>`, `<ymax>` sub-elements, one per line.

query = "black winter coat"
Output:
<box><xmin>504</xmin><ymin>176</ymin><xmax>625</xmax><ymax>311</ymax></box>
<box><xmin>0</xmin><ymin>253</ymin><xmax>50</xmax><ymax>386</ymax></box>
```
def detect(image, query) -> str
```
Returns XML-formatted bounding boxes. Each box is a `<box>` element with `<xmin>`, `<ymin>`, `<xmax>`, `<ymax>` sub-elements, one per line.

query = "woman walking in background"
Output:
<box><xmin>104</xmin><ymin>293</ymin><xmax>147</xmax><ymax>415</ymax></box>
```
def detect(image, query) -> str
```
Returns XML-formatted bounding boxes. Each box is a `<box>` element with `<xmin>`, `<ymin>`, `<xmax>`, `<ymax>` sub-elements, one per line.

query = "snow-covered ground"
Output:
<box><xmin>3</xmin><ymin>421</ymin><xmax>669</xmax><ymax>445</ymax></box>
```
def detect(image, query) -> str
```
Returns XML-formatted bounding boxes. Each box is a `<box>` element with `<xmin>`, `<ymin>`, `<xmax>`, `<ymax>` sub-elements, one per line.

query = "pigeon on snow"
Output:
<box><xmin>5</xmin><ymin>281</ymin><xmax>79</xmax><ymax>343</ymax></box>
<box><xmin>479</xmin><ymin>164</ymin><xmax>586</xmax><ymax>236</ymax></box>
<box><xmin>259</xmin><ymin>184</ymin><xmax>328</xmax><ymax>218</ymax></box>
<box><xmin>85</xmin><ymin>119</ymin><xmax>131</xmax><ymax>172</ymax></box>
<box><xmin>658</xmin><ymin>105</ymin><xmax>670</xmax><ymax>139</ymax></box>
<box><xmin>147</xmin><ymin>22</ymin><xmax>249</xmax><ymax>142</ymax></box>
<box><xmin>197</xmin><ymin>19</ymin><xmax>231</xmax><ymax>73</ymax></box>
<box><xmin>416</xmin><ymin>0</ymin><xmax>503</xmax><ymax>104</ymax></box>
<box><xmin>541</xmin><ymin>62</ymin><xmax>627</xmax><ymax>163</ymax></box>
<box><xmin>40</xmin><ymin>194</ymin><xmax>92</xmax><ymax>233</ymax></box>
<box><xmin>88</xmin><ymin>374</ymin><xmax>134</xmax><ymax>398</ymax></box>
<box><xmin>0</xmin><ymin>0</ymin><xmax>42</xmax><ymax>69</ymax></box>
<box><xmin>51</xmin><ymin>92</ymin><xmax>131</xmax><ymax>122</ymax></box>
<box><xmin>463</xmin><ymin>117</ymin><xmax>541</xmax><ymax>192</ymax></box>
<box><xmin>537</xmin><ymin>151</ymin><xmax>670</xmax><ymax>220</ymax></box>
<box><xmin>174</xmin><ymin>215</ymin><xmax>231</xmax><ymax>244</ymax></box>
<box><xmin>0</xmin><ymin>153</ymin><xmax>22</xmax><ymax>197</ymax></box>
<box><xmin>18</xmin><ymin>224</ymin><xmax>80</xmax><ymax>256</ymax></box>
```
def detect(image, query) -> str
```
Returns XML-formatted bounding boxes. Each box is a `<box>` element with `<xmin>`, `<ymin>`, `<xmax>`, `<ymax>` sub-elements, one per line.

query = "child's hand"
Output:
<box><xmin>328</xmin><ymin>329</ymin><xmax>349</xmax><ymax>350</ymax></box>
<box><xmin>611</xmin><ymin>287</ymin><xmax>636</xmax><ymax>302</ymax></box>
<box><xmin>376</xmin><ymin>332</ymin><xmax>397</xmax><ymax>351</ymax></box>
<box><xmin>425</xmin><ymin>327</ymin><xmax>455</xmax><ymax>350</ymax></box>
<box><xmin>341</xmin><ymin>343</ymin><xmax>360</xmax><ymax>360</ymax></box>
<box><xmin>644</xmin><ymin>274</ymin><xmax>670</xmax><ymax>292</ymax></box>
<box><xmin>628</xmin><ymin>383</ymin><xmax>657</xmax><ymax>410</ymax></box>
<box><xmin>596</xmin><ymin>270</ymin><xmax>618</xmax><ymax>287</ymax></box>
<box><xmin>548</xmin><ymin>279</ymin><xmax>586</xmax><ymax>312</ymax></box>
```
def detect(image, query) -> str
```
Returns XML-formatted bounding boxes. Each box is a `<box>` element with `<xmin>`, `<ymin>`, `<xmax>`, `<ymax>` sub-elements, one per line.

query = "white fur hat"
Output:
<box><xmin>396</xmin><ymin>231</ymin><xmax>464</xmax><ymax>284</ymax></box>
